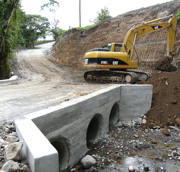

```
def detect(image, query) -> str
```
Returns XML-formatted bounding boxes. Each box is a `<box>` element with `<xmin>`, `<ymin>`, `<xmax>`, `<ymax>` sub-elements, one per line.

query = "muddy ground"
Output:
<box><xmin>71</xmin><ymin>123</ymin><xmax>180</xmax><ymax>172</ymax></box>
<box><xmin>1</xmin><ymin>121</ymin><xmax>180</xmax><ymax>172</ymax></box>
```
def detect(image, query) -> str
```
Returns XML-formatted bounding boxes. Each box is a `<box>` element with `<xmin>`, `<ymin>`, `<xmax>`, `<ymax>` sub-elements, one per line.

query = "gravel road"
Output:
<box><xmin>0</xmin><ymin>42</ymin><xmax>109</xmax><ymax>123</ymax></box>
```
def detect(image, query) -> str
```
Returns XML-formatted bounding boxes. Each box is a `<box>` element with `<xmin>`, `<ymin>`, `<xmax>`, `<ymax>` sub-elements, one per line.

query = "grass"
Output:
<box><xmin>76</xmin><ymin>23</ymin><xmax>98</xmax><ymax>30</ymax></box>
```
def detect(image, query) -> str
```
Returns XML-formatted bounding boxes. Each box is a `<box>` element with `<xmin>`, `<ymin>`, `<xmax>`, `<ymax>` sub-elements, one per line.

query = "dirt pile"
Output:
<box><xmin>144</xmin><ymin>69</ymin><xmax>180</xmax><ymax>128</ymax></box>
<box><xmin>52</xmin><ymin>0</ymin><xmax>180</xmax><ymax>70</ymax></box>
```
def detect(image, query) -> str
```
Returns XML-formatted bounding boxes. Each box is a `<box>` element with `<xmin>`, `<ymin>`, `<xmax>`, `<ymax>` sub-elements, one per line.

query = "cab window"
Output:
<box><xmin>114</xmin><ymin>44</ymin><xmax>122</xmax><ymax>52</ymax></box>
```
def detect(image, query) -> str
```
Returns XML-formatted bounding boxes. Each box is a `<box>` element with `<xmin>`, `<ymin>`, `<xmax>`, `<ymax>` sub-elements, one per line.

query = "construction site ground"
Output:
<box><xmin>0</xmin><ymin>42</ymin><xmax>110</xmax><ymax>124</ymax></box>
<box><xmin>0</xmin><ymin>42</ymin><xmax>180</xmax><ymax>172</ymax></box>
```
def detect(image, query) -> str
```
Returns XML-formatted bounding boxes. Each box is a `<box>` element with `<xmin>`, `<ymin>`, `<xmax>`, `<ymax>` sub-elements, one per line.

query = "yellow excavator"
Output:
<box><xmin>83</xmin><ymin>14</ymin><xmax>177</xmax><ymax>83</ymax></box>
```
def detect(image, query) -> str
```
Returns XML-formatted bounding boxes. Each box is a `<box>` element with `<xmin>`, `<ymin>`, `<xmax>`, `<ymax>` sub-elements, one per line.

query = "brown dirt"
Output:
<box><xmin>52</xmin><ymin>0</ymin><xmax>180</xmax><ymax>71</ymax></box>
<box><xmin>143</xmin><ymin>69</ymin><xmax>180</xmax><ymax>128</ymax></box>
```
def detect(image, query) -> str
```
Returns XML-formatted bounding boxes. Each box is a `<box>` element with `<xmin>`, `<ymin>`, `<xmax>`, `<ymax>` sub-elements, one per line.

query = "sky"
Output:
<box><xmin>21</xmin><ymin>0</ymin><xmax>170</xmax><ymax>30</ymax></box>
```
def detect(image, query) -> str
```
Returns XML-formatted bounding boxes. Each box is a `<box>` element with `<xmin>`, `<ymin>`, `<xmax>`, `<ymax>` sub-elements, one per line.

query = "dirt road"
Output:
<box><xmin>0</xmin><ymin>42</ymin><xmax>108</xmax><ymax>123</ymax></box>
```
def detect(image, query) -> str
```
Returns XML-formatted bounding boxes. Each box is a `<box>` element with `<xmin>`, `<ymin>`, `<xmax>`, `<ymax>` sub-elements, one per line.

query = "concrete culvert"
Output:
<box><xmin>109</xmin><ymin>103</ymin><xmax>119</xmax><ymax>129</ymax></box>
<box><xmin>86</xmin><ymin>114</ymin><xmax>102</xmax><ymax>149</ymax></box>
<box><xmin>51</xmin><ymin>140</ymin><xmax>69</xmax><ymax>171</ymax></box>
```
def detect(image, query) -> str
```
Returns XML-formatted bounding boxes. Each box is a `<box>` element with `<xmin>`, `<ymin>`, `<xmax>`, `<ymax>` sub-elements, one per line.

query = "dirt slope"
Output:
<box><xmin>52</xmin><ymin>0</ymin><xmax>180</xmax><ymax>70</ymax></box>
<box><xmin>144</xmin><ymin>69</ymin><xmax>180</xmax><ymax>128</ymax></box>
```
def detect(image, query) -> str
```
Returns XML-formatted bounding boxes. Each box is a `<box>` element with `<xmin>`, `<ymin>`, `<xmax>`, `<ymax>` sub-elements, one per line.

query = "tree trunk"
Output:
<box><xmin>0</xmin><ymin>0</ymin><xmax>19</xmax><ymax>52</ymax></box>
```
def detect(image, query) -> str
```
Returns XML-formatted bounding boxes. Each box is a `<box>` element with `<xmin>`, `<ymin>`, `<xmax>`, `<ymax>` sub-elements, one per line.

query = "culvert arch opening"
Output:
<box><xmin>86</xmin><ymin>114</ymin><xmax>103</xmax><ymax>149</ymax></box>
<box><xmin>109</xmin><ymin>103</ymin><xmax>119</xmax><ymax>129</ymax></box>
<box><xmin>51</xmin><ymin>139</ymin><xmax>69</xmax><ymax>171</ymax></box>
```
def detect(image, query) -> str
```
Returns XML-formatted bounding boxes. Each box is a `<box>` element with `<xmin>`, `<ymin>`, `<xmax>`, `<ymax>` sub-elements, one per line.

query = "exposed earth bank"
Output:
<box><xmin>144</xmin><ymin>69</ymin><xmax>180</xmax><ymax>128</ymax></box>
<box><xmin>52</xmin><ymin>0</ymin><xmax>180</xmax><ymax>70</ymax></box>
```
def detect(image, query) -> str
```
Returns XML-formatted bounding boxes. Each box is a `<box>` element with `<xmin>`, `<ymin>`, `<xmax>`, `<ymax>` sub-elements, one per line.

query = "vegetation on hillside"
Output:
<box><xmin>91</xmin><ymin>7</ymin><xmax>112</xmax><ymax>24</ymax></box>
<box><xmin>21</xmin><ymin>14</ymin><xmax>50</xmax><ymax>48</ymax></box>
<box><xmin>0</xmin><ymin>0</ymin><xmax>21</xmax><ymax>79</ymax></box>
<box><xmin>41</xmin><ymin>0</ymin><xmax>65</xmax><ymax>40</ymax></box>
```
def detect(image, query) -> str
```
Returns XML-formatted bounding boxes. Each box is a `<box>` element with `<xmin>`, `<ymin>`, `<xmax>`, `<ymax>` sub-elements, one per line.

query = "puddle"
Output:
<box><xmin>98</xmin><ymin>156</ymin><xmax>180</xmax><ymax>172</ymax></box>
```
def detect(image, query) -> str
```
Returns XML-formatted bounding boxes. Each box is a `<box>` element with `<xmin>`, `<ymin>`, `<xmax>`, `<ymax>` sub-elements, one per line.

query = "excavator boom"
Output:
<box><xmin>122</xmin><ymin>14</ymin><xmax>177</xmax><ymax>60</ymax></box>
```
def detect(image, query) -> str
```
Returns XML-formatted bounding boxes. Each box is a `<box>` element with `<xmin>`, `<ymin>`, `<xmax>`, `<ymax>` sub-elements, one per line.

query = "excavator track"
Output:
<box><xmin>84</xmin><ymin>70</ymin><xmax>151</xmax><ymax>84</ymax></box>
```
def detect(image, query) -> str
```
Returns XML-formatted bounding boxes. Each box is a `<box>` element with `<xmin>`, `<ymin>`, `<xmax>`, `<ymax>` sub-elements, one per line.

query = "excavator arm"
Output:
<box><xmin>122</xmin><ymin>14</ymin><xmax>177</xmax><ymax>60</ymax></box>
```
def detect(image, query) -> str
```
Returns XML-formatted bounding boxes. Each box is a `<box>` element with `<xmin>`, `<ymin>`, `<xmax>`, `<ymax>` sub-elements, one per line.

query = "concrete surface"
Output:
<box><xmin>119</xmin><ymin>85</ymin><xmax>153</xmax><ymax>121</ymax></box>
<box><xmin>15</xmin><ymin>84</ymin><xmax>153</xmax><ymax>172</ymax></box>
<box><xmin>15</xmin><ymin>119</ymin><xmax>58</xmax><ymax>172</ymax></box>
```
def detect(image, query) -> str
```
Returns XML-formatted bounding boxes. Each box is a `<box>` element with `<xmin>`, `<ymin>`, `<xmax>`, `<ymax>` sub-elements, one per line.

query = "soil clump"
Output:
<box><xmin>144</xmin><ymin>69</ymin><xmax>180</xmax><ymax>128</ymax></box>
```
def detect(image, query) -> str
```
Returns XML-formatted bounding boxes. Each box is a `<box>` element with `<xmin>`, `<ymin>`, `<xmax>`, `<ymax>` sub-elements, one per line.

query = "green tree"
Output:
<box><xmin>41</xmin><ymin>0</ymin><xmax>63</xmax><ymax>40</ymax></box>
<box><xmin>0</xmin><ymin>0</ymin><xmax>21</xmax><ymax>79</ymax></box>
<box><xmin>41</xmin><ymin>0</ymin><xmax>59</xmax><ymax>12</ymax></box>
<box><xmin>51</xmin><ymin>28</ymin><xmax>65</xmax><ymax>40</ymax></box>
<box><xmin>22</xmin><ymin>15</ymin><xmax>50</xmax><ymax>48</ymax></box>
<box><xmin>92</xmin><ymin>7</ymin><xmax>112</xmax><ymax>24</ymax></box>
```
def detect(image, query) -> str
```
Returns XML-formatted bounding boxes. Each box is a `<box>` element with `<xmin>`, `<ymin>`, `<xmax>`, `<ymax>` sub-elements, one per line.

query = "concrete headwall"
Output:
<box><xmin>15</xmin><ymin>84</ymin><xmax>153</xmax><ymax>172</ymax></box>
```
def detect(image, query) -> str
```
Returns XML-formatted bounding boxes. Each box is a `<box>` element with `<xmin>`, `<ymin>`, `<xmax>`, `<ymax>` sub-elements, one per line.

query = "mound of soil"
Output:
<box><xmin>144</xmin><ymin>69</ymin><xmax>180</xmax><ymax>128</ymax></box>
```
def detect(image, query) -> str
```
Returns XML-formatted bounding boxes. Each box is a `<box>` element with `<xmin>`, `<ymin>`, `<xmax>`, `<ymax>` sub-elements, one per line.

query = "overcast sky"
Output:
<box><xmin>21</xmin><ymin>0</ymin><xmax>170</xmax><ymax>30</ymax></box>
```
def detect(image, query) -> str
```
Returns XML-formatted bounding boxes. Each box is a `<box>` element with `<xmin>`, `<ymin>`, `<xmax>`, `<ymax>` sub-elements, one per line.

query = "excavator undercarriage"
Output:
<box><xmin>84</xmin><ymin>70</ymin><xmax>151</xmax><ymax>84</ymax></box>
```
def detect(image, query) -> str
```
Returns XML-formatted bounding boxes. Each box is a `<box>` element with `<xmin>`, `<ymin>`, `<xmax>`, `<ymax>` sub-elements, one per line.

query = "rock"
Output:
<box><xmin>149</xmin><ymin>123</ymin><xmax>155</xmax><ymax>129</ymax></box>
<box><xmin>170</xmin><ymin>97</ymin><xmax>178</xmax><ymax>104</ymax></box>
<box><xmin>5</xmin><ymin>141</ymin><xmax>23</xmax><ymax>161</ymax></box>
<box><xmin>175</xmin><ymin>118</ymin><xmax>180</xmax><ymax>126</ymax></box>
<box><xmin>151</xmin><ymin>139</ymin><xmax>157</xmax><ymax>144</ymax></box>
<box><xmin>2</xmin><ymin>160</ymin><xmax>20</xmax><ymax>172</ymax></box>
<box><xmin>5</xmin><ymin>136</ymin><xmax>18</xmax><ymax>143</ymax></box>
<box><xmin>144</xmin><ymin>166</ymin><xmax>150</xmax><ymax>172</ymax></box>
<box><xmin>161</xmin><ymin>127</ymin><xmax>170</xmax><ymax>136</ymax></box>
<box><xmin>22</xmin><ymin>165</ymin><xmax>30</xmax><ymax>172</ymax></box>
<box><xmin>81</xmin><ymin>155</ymin><xmax>96</xmax><ymax>169</ymax></box>
<box><xmin>88</xmin><ymin>166</ymin><xmax>97</xmax><ymax>172</ymax></box>
<box><xmin>129</xmin><ymin>165</ymin><xmax>135</xmax><ymax>172</ymax></box>
<box><xmin>4</xmin><ymin>128</ymin><xmax>10</xmax><ymax>133</ymax></box>
<box><xmin>134</xmin><ymin>134</ymin><xmax>139</xmax><ymax>138</ymax></box>
<box><xmin>70</xmin><ymin>168</ymin><xmax>77</xmax><ymax>172</ymax></box>
<box><xmin>0</xmin><ymin>139</ymin><xmax>9</xmax><ymax>147</ymax></box>
<box><xmin>9</xmin><ymin>132</ymin><xmax>17</xmax><ymax>137</ymax></box>
<box><xmin>142</xmin><ymin>118</ymin><xmax>146</xmax><ymax>124</ymax></box>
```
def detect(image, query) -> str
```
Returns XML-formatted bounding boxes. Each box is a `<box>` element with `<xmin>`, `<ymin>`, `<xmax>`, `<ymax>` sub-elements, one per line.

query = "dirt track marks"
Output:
<box><xmin>0</xmin><ymin>42</ymin><xmax>108</xmax><ymax>123</ymax></box>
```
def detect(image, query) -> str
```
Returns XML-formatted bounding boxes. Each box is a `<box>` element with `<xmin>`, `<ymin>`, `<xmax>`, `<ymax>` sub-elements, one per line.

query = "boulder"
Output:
<box><xmin>5</xmin><ymin>141</ymin><xmax>23</xmax><ymax>161</ymax></box>
<box><xmin>2</xmin><ymin>160</ymin><xmax>20</xmax><ymax>172</ymax></box>
<box><xmin>81</xmin><ymin>155</ymin><xmax>96</xmax><ymax>168</ymax></box>
<box><xmin>161</xmin><ymin>127</ymin><xmax>170</xmax><ymax>136</ymax></box>
<box><xmin>5</xmin><ymin>136</ymin><xmax>18</xmax><ymax>143</ymax></box>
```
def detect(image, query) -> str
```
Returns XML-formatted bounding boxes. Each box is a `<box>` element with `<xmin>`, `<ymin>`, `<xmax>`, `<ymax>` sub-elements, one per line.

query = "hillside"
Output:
<box><xmin>52</xmin><ymin>0</ymin><xmax>180</xmax><ymax>70</ymax></box>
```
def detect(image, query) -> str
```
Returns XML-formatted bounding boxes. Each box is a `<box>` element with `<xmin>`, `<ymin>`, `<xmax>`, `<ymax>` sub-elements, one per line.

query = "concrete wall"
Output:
<box><xmin>15</xmin><ymin>84</ymin><xmax>153</xmax><ymax>172</ymax></box>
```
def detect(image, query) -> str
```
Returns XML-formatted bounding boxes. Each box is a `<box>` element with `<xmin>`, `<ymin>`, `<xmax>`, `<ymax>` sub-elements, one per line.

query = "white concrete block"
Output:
<box><xmin>15</xmin><ymin>119</ymin><xmax>59</xmax><ymax>172</ymax></box>
<box><xmin>15</xmin><ymin>84</ymin><xmax>153</xmax><ymax>172</ymax></box>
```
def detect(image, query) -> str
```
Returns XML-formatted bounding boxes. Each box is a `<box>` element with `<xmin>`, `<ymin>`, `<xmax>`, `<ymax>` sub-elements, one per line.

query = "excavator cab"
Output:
<box><xmin>108</xmin><ymin>43</ymin><xmax>123</xmax><ymax>52</ymax></box>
